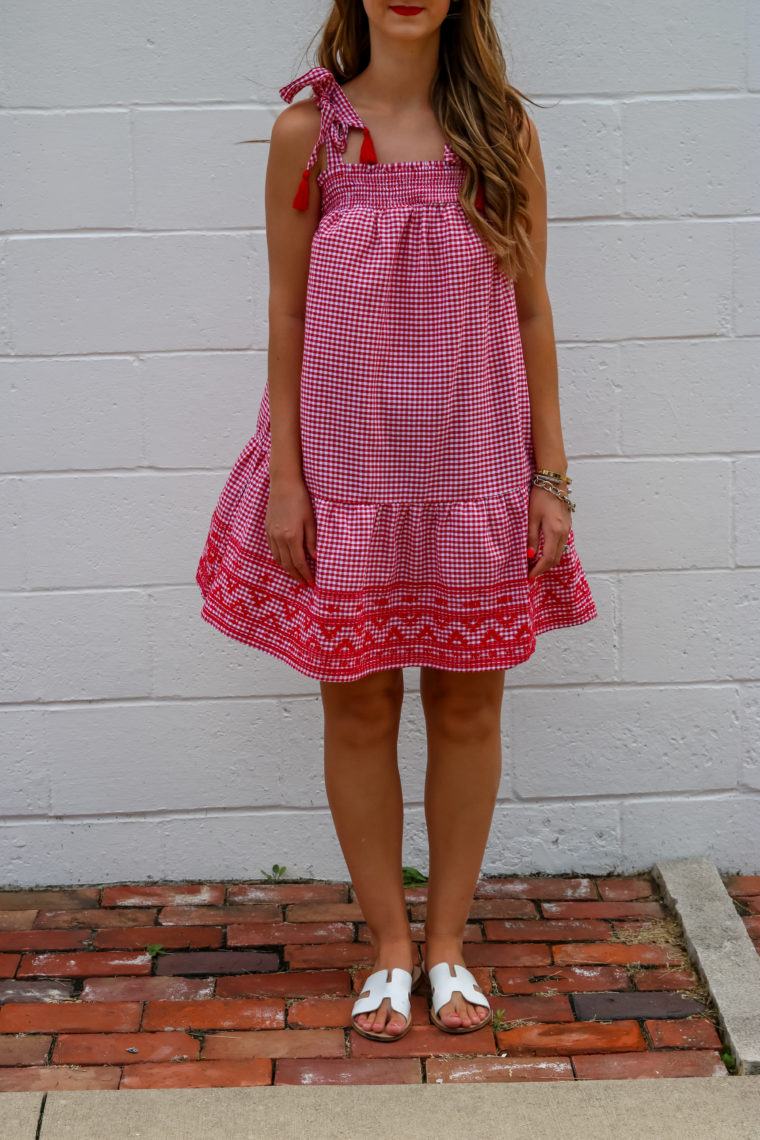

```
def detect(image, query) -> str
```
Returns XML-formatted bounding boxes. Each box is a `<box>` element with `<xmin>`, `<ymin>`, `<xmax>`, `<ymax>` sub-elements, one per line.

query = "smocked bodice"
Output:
<box><xmin>279</xmin><ymin>65</ymin><xmax>467</xmax><ymax>216</ymax></box>
<box><xmin>318</xmin><ymin>158</ymin><xmax>465</xmax><ymax>214</ymax></box>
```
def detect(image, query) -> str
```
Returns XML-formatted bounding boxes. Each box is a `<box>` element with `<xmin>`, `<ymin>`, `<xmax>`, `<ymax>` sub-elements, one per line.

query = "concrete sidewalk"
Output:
<box><xmin>3</xmin><ymin>1077</ymin><xmax>759</xmax><ymax>1139</ymax></box>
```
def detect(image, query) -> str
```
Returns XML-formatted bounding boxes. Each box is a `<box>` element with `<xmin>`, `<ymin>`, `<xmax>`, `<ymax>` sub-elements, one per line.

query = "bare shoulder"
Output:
<box><xmin>266</xmin><ymin>96</ymin><xmax>325</xmax><ymax>232</ymax></box>
<box><xmin>270</xmin><ymin>97</ymin><xmax>322</xmax><ymax>157</ymax></box>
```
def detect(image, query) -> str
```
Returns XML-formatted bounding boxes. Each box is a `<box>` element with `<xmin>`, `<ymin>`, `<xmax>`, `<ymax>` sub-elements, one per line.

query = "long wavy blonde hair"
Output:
<box><xmin>313</xmin><ymin>0</ymin><xmax>541</xmax><ymax>279</ymax></box>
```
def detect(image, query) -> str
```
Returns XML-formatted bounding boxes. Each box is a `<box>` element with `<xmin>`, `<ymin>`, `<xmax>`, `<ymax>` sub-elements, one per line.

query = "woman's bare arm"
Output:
<box><xmin>512</xmin><ymin>117</ymin><xmax>572</xmax><ymax>579</ymax></box>
<box><xmin>262</xmin><ymin>98</ymin><xmax>323</xmax><ymax>584</ymax></box>
<box><xmin>264</xmin><ymin>98</ymin><xmax>323</xmax><ymax>481</ymax></box>
<box><xmin>512</xmin><ymin>116</ymin><xmax>568</xmax><ymax>480</ymax></box>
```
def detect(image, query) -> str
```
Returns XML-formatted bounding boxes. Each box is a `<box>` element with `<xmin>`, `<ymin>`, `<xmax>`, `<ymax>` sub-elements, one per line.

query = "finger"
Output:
<box><xmin>283</xmin><ymin>539</ymin><xmax>312</xmax><ymax>586</ymax></box>
<box><xmin>527</xmin><ymin>552</ymin><xmax>553</xmax><ymax>580</ymax></box>
<box><xmin>268</xmin><ymin>533</ymin><xmax>309</xmax><ymax>586</ymax></box>
<box><xmin>304</xmin><ymin>517</ymin><xmax>317</xmax><ymax>560</ymax></box>
<box><xmin>543</xmin><ymin>530</ymin><xmax>565</xmax><ymax>567</ymax></box>
<box><xmin>554</xmin><ymin>521</ymin><xmax>572</xmax><ymax>563</ymax></box>
<box><xmin>291</xmin><ymin>537</ymin><xmax>314</xmax><ymax>585</ymax></box>
<box><xmin>526</xmin><ymin>511</ymin><xmax>540</xmax><ymax>560</ymax></box>
<box><xmin>279</xmin><ymin>550</ymin><xmax>305</xmax><ymax>585</ymax></box>
<box><xmin>528</xmin><ymin>521</ymin><xmax>571</xmax><ymax>575</ymax></box>
<box><xmin>270</xmin><ymin>535</ymin><xmax>294</xmax><ymax>578</ymax></box>
<box><xmin>289</xmin><ymin>521</ymin><xmax>314</xmax><ymax>584</ymax></box>
<box><xmin>268</xmin><ymin>535</ymin><xmax>283</xmax><ymax>566</ymax></box>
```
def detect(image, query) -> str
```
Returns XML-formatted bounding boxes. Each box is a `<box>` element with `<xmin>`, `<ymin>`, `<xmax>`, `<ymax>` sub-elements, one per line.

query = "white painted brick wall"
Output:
<box><xmin>1</xmin><ymin>0</ymin><xmax>758</xmax><ymax>886</ymax></box>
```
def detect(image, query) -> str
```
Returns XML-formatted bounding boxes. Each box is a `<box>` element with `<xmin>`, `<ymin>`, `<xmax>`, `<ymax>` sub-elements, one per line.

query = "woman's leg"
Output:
<box><xmin>320</xmin><ymin>667</ymin><xmax>414</xmax><ymax>1035</ymax></box>
<box><xmin>420</xmin><ymin>665</ymin><xmax>505</xmax><ymax>1029</ymax></box>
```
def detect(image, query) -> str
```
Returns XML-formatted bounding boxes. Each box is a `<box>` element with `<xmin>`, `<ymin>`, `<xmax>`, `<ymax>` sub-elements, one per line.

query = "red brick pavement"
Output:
<box><xmin>0</xmin><ymin>874</ymin><xmax>736</xmax><ymax>1088</ymax></box>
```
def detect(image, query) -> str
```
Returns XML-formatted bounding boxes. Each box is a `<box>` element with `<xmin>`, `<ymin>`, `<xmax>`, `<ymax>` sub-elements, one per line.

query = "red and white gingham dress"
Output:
<box><xmin>196</xmin><ymin>66</ymin><xmax>597</xmax><ymax>682</ymax></box>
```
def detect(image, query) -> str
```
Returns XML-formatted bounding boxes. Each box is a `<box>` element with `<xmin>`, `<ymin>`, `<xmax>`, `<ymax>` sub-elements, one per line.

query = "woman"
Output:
<box><xmin>196</xmin><ymin>0</ymin><xmax>597</xmax><ymax>1040</ymax></box>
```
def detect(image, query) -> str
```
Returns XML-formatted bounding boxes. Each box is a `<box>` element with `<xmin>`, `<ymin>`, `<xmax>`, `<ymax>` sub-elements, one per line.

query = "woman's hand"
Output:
<box><xmin>526</xmin><ymin>485</ymin><xmax>571</xmax><ymax>580</ymax></box>
<box><xmin>265</xmin><ymin>475</ymin><xmax>317</xmax><ymax>587</ymax></box>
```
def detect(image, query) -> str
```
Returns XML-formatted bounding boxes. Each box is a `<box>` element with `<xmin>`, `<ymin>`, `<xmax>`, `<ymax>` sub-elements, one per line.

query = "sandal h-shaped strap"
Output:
<box><xmin>352</xmin><ymin>967</ymin><xmax>412</xmax><ymax>1021</ymax></box>
<box><xmin>428</xmin><ymin>962</ymin><xmax>491</xmax><ymax>1017</ymax></box>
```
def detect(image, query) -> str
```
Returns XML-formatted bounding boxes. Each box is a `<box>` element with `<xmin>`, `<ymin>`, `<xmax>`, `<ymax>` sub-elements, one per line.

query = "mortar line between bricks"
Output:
<box><xmin>1</xmin><ymin>90</ymin><xmax>757</xmax><ymax>114</ymax></box>
<box><xmin>1</xmin><ymin>335</ymin><xmax>758</xmax><ymax>363</ymax></box>
<box><xmin>3</xmin><ymin>214</ymin><xmax>760</xmax><ymax>241</ymax></box>
<box><xmin>2</xmin><ymin>90</ymin><xmax>757</xmax><ymax>114</ymax></box>
<box><xmin>0</xmin><ymin>676</ymin><xmax>755</xmax><ymax>713</ymax></box>
<box><xmin>729</xmin><ymin>456</ymin><xmax>737</xmax><ymax>569</ymax></box>
<box><xmin>5</xmin><ymin>455</ymin><xmax>760</xmax><ymax>479</ymax></box>
<box><xmin>3</xmin><ymin>789</ymin><xmax>760</xmax><ymax>832</ymax></box>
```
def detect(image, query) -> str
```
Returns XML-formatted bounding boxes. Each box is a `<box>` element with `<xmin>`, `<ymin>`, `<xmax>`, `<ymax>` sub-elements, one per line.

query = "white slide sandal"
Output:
<box><xmin>351</xmin><ymin>965</ymin><xmax>423</xmax><ymax>1041</ymax></box>
<box><xmin>426</xmin><ymin>961</ymin><xmax>492</xmax><ymax>1034</ymax></box>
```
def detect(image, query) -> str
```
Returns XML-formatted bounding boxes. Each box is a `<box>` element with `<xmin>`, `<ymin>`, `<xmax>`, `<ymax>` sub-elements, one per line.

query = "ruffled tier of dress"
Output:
<box><xmin>196</xmin><ymin>430</ymin><xmax>598</xmax><ymax>682</ymax></box>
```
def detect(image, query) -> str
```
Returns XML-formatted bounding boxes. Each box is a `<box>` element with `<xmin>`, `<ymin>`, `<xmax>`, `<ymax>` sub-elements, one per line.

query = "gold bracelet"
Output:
<box><xmin>536</xmin><ymin>467</ymin><xmax>572</xmax><ymax>485</ymax></box>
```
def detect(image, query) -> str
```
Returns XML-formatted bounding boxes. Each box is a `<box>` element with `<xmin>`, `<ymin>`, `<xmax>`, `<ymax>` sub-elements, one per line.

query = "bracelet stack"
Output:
<box><xmin>531</xmin><ymin>467</ymin><xmax>576</xmax><ymax>512</ymax></box>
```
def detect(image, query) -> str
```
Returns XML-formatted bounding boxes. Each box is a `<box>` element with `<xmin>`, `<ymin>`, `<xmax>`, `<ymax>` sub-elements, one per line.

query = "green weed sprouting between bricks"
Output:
<box><xmin>261</xmin><ymin>864</ymin><xmax>287</xmax><ymax>881</ymax></box>
<box><xmin>401</xmin><ymin>866</ymin><xmax>428</xmax><ymax>886</ymax></box>
<box><xmin>145</xmin><ymin>944</ymin><xmax>167</xmax><ymax>958</ymax></box>
<box><xmin>721</xmin><ymin>1050</ymin><xmax>737</xmax><ymax>1073</ymax></box>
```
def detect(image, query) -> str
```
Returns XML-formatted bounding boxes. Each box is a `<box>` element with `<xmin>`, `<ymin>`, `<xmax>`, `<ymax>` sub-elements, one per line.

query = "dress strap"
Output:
<box><xmin>278</xmin><ymin>66</ymin><xmax>376</xmax><ymax>210</ymax></box>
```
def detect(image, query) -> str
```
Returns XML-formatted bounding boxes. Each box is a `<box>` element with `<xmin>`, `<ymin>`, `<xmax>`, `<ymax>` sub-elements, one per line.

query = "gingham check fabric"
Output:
<box><xmin>196</xmin><ymin>67</ymin><xmax>597</xmax><ymax>681</ymax></box>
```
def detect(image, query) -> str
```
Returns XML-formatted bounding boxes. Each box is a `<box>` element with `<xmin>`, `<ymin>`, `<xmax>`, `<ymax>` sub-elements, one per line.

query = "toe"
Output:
<box><xmin>453</xmin><ymin>994</ymin><xmax>473</xmax><ymax>1025</ymax></box>
<box><xmin>440</xmin><ymin>999</ymin><xmax>463</xmax><ymax>1026</ymax></box>
<box><xmin>469</xmin><ymin>999</ymin><xmax>490</xmax><ymax>1024</ymax></box>
<box><xmin>354</xmin><ymin>1003</ymin><xmax>380</xmax><ymax>1032</ymax></box>
<box><xmin>355</xmin><ymin>997</ymin><xmax>408</xmax><ymax>1036</ymax></box>
<box><xmin>438</xmin><ymin>994</ymin><xmax>490</xmax><ymax>1027</ymax></box>
<box><xmin>373</xmin><ymin>999</ymin><xmax>390</xmax><ymax>1031</ymax></box>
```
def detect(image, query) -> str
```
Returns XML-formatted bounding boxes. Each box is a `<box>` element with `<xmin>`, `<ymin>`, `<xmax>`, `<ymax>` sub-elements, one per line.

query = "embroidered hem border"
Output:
<box><xmin>196</xmin><ymin>521</ymin><xmax>597</xmax><ymax>683</ymax></box>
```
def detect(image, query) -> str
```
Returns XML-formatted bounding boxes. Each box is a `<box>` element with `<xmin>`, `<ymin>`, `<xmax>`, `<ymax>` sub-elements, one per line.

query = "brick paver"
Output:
<box><xmin>723</xmin><ymin>874</ymin><xmax>760</xmax><ymax>959</ymax></box>
<box><xmin>0</xmin><ymin>873</ymin><xmax>737</xmax><ymax>1088</ymax></box>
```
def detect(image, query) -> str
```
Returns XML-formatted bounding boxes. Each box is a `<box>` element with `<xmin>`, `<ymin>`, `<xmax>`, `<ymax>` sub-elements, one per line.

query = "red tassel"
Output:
<box><xmin>360</xmin><ymin>126</ymin><xmax>377</xmax><ymax>164</ymax></box>
<box><xmin>475</xmin><ymin>180</ymin><xmax>485</xmax><ymax>213</ymax></box>
<box><xmin>292</xmin><ymin>169</ymin><xmax>310</xmax><ymax>210</ymax></box>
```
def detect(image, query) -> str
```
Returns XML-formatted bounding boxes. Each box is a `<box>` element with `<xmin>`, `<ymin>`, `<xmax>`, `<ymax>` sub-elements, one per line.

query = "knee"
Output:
<box><xmin>420</xmin><ymin>673</ymin><xmax>503</xmax><ymax>743</ymax></box>
<box><xmin>320</xmin><ymin>669</ymin><xmax>404</xmax><ymax>747</ymax></box>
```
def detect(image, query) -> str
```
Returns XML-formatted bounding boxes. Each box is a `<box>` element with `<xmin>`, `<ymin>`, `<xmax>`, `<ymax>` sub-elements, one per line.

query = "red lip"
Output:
<box><xmin>390</xmin><ymin>5</ymin><xmax>424</xmax><ymax>14</ymax></box>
